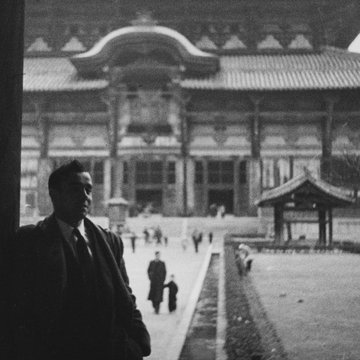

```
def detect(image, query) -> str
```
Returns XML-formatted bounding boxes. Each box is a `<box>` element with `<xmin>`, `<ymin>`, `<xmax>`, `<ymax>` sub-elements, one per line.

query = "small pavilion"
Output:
<box><xmin>256</xmin><ymin>170</ymin><xmax>355</xmax><ymax>245</ymax></box>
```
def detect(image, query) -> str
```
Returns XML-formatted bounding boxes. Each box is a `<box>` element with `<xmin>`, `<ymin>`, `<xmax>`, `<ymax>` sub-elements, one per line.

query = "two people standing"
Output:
<box><xmin>147</xmin><ymin>251</ymin><xmax>178</xmax><ymax>314</ymax></box>
<box><xmin>147</xmin><ymin>251</ymin><xmax>166</xmax><ymax>314</ymax></box>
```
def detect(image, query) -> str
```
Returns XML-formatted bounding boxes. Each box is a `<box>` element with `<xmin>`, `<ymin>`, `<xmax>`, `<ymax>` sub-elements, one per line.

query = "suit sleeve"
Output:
<box><xmin>107</xmin><ymin>231</ymin><xmax>151</xmax><ymax>357</ymax></box>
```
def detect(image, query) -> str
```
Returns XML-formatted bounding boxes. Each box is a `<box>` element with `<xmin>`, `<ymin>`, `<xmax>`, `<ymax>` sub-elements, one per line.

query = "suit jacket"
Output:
<box><xmin>2</xmin><ymin>214</ymin><xmax>150</xmax><ymax>360</ymax></box>
<box><xmin>147</xmin><ymin>260</ymin><xmax>166</xmax><ymax>303</ymax></box>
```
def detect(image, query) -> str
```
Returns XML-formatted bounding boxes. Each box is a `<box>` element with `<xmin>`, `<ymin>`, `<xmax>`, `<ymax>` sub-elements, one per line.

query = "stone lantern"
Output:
<box><xmin>107</xmin><ymin>197</ymin><xmax>129</xmax><ymax>234</ymax></box>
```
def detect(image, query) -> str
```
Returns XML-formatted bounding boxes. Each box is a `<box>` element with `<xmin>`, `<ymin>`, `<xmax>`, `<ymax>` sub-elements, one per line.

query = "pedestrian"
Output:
<box><xmin>2</xmin><ymin>160</ymin><xmax>151</xmax><ymax>360</ymax></box>
<box><xmin>130</xmin><ymin>231</ymin><xmax>137</xmax><ymax>253</ymax></box>
<box><xmin>163</xmin><ymin>275</ymin><xmax>179</xmax><ymax>313</ymax></box>
<box><xmin>209</xmin><ymin>231</ymin><xmax>213</xmax><ymax>244</ymax></box>
<box><xmin>192</xmin><ymin>229</ymin><xmax>200</xmax><ymax>253</ymax></box>
<box><xmin>147</xmin><ymin>251</ymin><xmax>166</xmax><ymax>314</ymax></box>
<box><xmin>237</xmin><ymin>243</ymin><xmax>254</xmax><ymax>274</ymax></box>
<box><xmin>154</xmin><ymin>226</ymin><xmax>163</xmax><ymax>245</ymax></box>
<box><xmin>219</xmin><ymin>204</ymin><xmax>226</xmax><ymax>218</ymax></box>
<box><xmin>143</xmin><ymin>227</ymin><xmax>150</xmax><ymax>244</ymax></box>
<box><xmin>164</xmin><ymin>236</ymin><xmax>168</xmax><ymax>246</ymax></box>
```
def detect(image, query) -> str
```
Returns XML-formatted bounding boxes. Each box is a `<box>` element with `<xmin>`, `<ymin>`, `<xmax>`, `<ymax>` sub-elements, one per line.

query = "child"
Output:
<box><xmin>163</xmin><ymin>274</ymin><xmax>178</xmax><ymax>313</ymax></box>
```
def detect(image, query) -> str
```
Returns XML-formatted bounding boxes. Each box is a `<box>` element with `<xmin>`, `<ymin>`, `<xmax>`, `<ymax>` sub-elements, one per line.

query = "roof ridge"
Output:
<box><xmin>322</xmin><ymin>45</ymin><xmax>360</xmax><ymax>59</ymax></box>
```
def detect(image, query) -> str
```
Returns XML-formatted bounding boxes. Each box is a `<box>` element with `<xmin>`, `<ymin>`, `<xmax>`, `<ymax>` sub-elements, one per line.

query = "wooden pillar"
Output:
<box><xmin>321</xmin><ymin>95</ymin><xmax>338</xmax><ymax>180</ymax></box>
<box><xmin>0</xmin><ymin>0</ymin><xmax>24</xmax><ymax>253</ymax></box>
<box><xmin>203</xmin><ymin>158</ymin><xmax>209</xmax><ymax>216</ymax></box>
<box><xmin>274</xmin><ymin>204</ymin><xmax>284</xmax><ymax>244</ymax></box>
<box><xmin>108</xmin><ymin>86</ymin><xmax>120</xmax><ymax>198</ymax></box>
<box><xmin>249</xmin><ymin>96</ymin><xmax>262</xmax><ymax>159</ymax></box>
<box><xmin>318</xmin><ymin>208</ymin><xmax>327</xmax><ymax>246</ymax></box>
<box><xmin>35</xmin><ymin>100</ymin><xmax>52</xmax><ymax>215</ymax></box>
<box><xmin>248</xmin><ymin>95</ymin><xmax>262</xmax><ymax>216</ymax></box>
<box><xmin>328</xmin><ymin>207</ymin><xmax>333</xmax><ymax>247</ymax></box>
<box><xmin>186</xmin><ymin>158</ymin><xmax>195</xmax><ymax>214</ymax></box>
<box><xmin>180</xmin><ymin>107</ymin><xmax>189</xmax><ymax>216</ymax></box>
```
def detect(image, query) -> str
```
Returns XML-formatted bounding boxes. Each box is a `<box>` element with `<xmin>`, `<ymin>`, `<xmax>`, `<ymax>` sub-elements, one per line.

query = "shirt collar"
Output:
<box><xmin>56</xmin><ymin>217</ymin><xmax>86</xmax><ymax>243</ymax></box>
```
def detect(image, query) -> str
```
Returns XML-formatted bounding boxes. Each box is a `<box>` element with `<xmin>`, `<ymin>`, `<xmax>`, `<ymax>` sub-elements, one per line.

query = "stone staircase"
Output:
<box><xmin>125</xmin><ymin>215</ymin><xmax>267</xmax><ymax>240</ymax></box>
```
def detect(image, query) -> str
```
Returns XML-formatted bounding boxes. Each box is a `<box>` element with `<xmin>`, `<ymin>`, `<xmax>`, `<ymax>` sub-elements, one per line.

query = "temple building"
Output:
<box><xmin>22</xmin><ymin>0</ymin><xmax>360</xmax><ymax>216</ymax></box>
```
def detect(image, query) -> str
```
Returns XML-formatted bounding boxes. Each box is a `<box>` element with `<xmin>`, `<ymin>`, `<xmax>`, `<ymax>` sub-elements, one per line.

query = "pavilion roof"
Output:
<box><xmin>23</xmin><ymin>47</ymin><xmax>360</xmax><ymax>92</ymax></box>
<box><xmin>256</xmin><ymin>170</ymin><xmax>355</xmax><ymax>208</ymax></box>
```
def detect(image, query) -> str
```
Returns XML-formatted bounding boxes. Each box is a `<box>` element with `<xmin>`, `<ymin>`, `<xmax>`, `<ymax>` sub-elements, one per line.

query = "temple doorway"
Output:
<box><xmin>208</xmin><ymin>189</ymin><xmax>234</xmax><ymax>214</ymax></box>
<box><xmin>136</xmin><ymin>189</ymin><xmax>163</xmax><ymax>214</ymax></box>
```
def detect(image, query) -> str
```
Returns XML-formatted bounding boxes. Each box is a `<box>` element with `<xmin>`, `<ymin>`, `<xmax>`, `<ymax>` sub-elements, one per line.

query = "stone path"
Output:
<box><xmin>122</xmin><ymin>229</ymin><xmax>211</xmax><ymax>360</ymax></box>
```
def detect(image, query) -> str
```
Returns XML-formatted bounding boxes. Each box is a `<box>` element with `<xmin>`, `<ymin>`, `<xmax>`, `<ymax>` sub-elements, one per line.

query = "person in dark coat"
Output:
<box><xmin>1</xmin><ymin>160</ymin><xmax>151</xmax><ymax>360</ymax></box>
<box><xmin>130</xmin><ymin>231</ymin><xmax>137</xmax><ymax>253</ymax></box>
<box><xmin>192</xmin><ymin>229</ymin><xmax>201</xmax><ymax>253</ymax></box>
<box><xmin>163</xmin><ymin>275</ymin><xmax>179</xmax><ymax>313</ymax></box>
<box><xmin>208</xmin><ymin>231</ymin><xmax>213</xmax><ymax>244</ymax></box>
<box><xmin>147</xmin><ymin>251</ymin><xmax>166</xmax><ymax>314</ymax></box>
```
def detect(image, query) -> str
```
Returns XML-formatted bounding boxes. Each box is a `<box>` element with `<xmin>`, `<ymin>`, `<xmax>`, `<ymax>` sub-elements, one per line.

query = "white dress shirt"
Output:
<box><xmin>56</xmin><ymin>217</ymin><xmax>92</xmax><ymax>257</ymax></box>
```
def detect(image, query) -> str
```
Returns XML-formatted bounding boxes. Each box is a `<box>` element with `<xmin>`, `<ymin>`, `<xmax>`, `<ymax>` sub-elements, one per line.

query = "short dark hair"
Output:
<box><xmin>48</xmin><ymin>160</ymin><xmax>88</xmax><ymax>191</ymax></box>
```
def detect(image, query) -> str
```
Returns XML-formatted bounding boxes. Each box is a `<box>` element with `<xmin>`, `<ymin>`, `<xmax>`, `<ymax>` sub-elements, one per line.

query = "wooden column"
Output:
<box><xmin>0</xmin><ymin>0</ymin><xmax>24</xmax><ymax>253</ymax></box>
<box><xmin>248</xmin><ymin>96</ymin><xmax>262</xmax><ymax>216</ymax></box>
<box><xmin>108</xmin><ymin>87</ymin><xmax>120</xmax><ymax>198</ymax></box>
<box><xmin>249</xmin><ymin>96</ymin><xmax>262</xmax><ymax>159</ymax></box>
<box><xmin>321</xmin><ymin>95</ymin><xmax>338</xmax><ymax>180</ymax></box>
<box><xmin>328</xmin><ymin>207</ymin><xmax>333</xmax><ymax>247</ymax></box>
<box><xmin>203</xmin><ymin>158</ymin><xmax>209</xmax><ymax>216</ymax></box>
<box><xmin>274</xmin><ymin>203</ymin><xmax>284</xmax><ymax>244</ymax></box>
<box><xmin>180</xmin><ymin>104</ymin><xmax>189</xmax><ymax>216</ymax></box>
<box><xmin>177</xmin><ymin>87</ymin><xmax>190</xmax><ymax>216</ymax></box>
<box><xmin>35</xmin><ymin>99</ymin><xmax>52</xmax><ymax>215</ymax></box>
<box><xmin>318</xmin><ymin>208</ymin><xmax>327</xmax><ymax>246</ymax></box>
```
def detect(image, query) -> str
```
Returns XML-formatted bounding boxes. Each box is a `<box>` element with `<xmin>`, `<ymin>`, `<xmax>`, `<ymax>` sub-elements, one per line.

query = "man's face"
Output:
<box><xmin>51</xmin><ymin>172</ymin><xmax>93</xmax><ymax>226</ymax></box>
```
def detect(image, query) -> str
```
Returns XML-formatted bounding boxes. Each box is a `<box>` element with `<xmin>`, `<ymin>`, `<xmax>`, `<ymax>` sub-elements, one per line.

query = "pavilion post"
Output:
<box><xmin>328</xmin><ymin>207</ymin><xmax>333</xmax><ymax>247</ymax></box>
<box><xmin>274</xmin><ymin>203</ymin><xmax>284</xmax><ymax>244</ymax></box>
<box><xmin>318</xmin><ymin>208</ymin><xmax>327</xmax><ymax>246</ymax></box>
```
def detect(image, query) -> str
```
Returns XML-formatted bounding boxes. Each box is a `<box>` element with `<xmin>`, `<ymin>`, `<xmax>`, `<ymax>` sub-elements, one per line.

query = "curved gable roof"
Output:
<box><xmin>256</xmin><ymin>171</ymin><xmax>354</xmax><ymax>207</ymax></box>
<box><xmin>70</xmin><ymin>25</ymin><xmax>219</xmax><ymax>76</ymax></box>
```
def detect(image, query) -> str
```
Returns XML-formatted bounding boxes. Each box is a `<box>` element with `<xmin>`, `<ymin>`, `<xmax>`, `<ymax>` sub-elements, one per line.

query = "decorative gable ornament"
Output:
<box><xmin>288</xmin><ymin>34</ymin><xmax>313</xmax><ymax>50</ymax></box>
<box><xmin>62</xmin><ymin>37</ymin><xmax>86</xmax><ymax>52</ymax></box>
<box><xmin>27</xmin><ymin>37</ymin><xmax>52</xmax><ymax>52</ymax></box>
<box><xmin>195</xmin><ymin>35</ymin><xmax>218</xmax><ymax>50</ymax></box>
<box><xmin>222</xmin><ymin>35</ymin><xmax>247</xmax><ymax>49</ymax></box>
<box><xmin>257</xmin><ymin>35</ymin><xmax>283</xmax><ymax>50</ymax></box>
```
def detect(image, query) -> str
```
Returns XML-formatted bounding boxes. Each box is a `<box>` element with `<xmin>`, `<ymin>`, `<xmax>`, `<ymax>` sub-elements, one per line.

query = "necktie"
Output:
<box><xmin>73</xmin><ymin>228</ymin><xmax>95</xmax><ymax>295</ymax></box>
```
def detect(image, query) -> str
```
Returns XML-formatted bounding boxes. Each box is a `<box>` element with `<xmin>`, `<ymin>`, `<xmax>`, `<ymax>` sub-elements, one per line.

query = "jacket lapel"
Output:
<box><xmin>84</xmin><ymin>218</ymin><xmax>134</xmax><ymax>326</ymax></box>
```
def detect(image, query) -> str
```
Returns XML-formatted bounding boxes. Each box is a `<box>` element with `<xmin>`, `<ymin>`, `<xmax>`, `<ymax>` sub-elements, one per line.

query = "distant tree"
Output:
<box><xmin>328</xmin><ymin>151</ymin><xmax>360</xmax><ymax>199</ymax></box>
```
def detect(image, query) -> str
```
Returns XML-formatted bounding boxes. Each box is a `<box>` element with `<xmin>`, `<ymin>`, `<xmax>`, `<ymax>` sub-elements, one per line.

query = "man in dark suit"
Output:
<box><xmin>3</xmin><ymin>160</ymin><xmax>151</xmax><ymax>360</ymax></box>
<box><xmin>147</xmin><ymin>251</ymin><xmax>166</xmax><ymax>314</ymax></box>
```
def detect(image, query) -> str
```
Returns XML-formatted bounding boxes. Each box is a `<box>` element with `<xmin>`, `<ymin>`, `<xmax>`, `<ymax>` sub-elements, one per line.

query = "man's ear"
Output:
<box><xmin>49</xmin><ymin>188</ymin><xmax>58</xmax><ymax>203</ymax></box>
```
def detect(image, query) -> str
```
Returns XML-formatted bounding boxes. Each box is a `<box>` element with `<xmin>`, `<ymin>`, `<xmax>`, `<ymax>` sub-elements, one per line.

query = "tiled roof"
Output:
<box><xmin>23</xmin><ymin>58</ymin><xmax>107</xmax><ymax>92</ymax></box>
<box><xmin>23</xmin><ymin>48</ymin><xmax>360</xmax><ymax>92</ymax></box>
<box><xmin>182</xmin><ymin>48</ymin><xmax>360</xmax><ymax>91</ymax></box>
<box><xmin>256</xmin><ymin>170</ymin><xmax>354</xmax><ymax>207</ymax></box>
